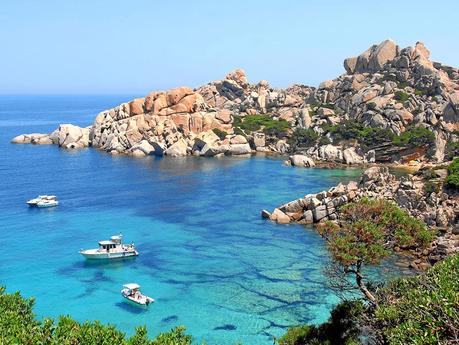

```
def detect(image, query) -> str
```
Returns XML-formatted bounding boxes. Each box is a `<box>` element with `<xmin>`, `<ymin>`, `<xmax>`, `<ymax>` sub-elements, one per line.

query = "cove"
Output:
<box><xmin>1</xmin><ymin>95</ymin><xmax>378</xmax><ymax>344</ymax></box>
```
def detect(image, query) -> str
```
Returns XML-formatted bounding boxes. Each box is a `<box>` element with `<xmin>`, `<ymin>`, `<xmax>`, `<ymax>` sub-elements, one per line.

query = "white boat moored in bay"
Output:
<box><xmin>27</xmin><ymin>195</ymin><xmax>58</xmax><ymax>207</ymax></box>
<box><xmin>79</xmin><ymin>234</ymin><xmax>138</xmax><ymax>259</ymax></box>
<box><xmin>121</xmin><ymin>283</ymin><xmax>154</xmax><ymax>306</ymax></box>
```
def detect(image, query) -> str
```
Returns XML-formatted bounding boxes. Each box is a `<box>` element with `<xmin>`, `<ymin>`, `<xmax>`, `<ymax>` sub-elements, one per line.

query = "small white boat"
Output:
<box><xmin>36</xmin><ymin>199</ymin><xmax>59</xmax><ymax>208</ymax></box>
<box><xmin>27</xmin><ymin>195</ymin><xmax>58</xmax><ymax>207</ymax></box>
<box><xmin>79</xmin><ymin>234</ymin><xmax>139</xmax><ymax>259</ymax></box>
<box><xmin>121</xmin><ymin>283</ymin><xmax>154</xmax><ymax>306</ymax></box>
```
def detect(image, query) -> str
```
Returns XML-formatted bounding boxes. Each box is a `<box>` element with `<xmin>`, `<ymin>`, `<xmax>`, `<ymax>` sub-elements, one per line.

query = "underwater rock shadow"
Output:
<box><xmin>213</xmin><ymin>324</ymin><xmax>237</xmax><ymax>331</ymax></box>
<box><xmin>161</xmin><ymin>315</ymin><xmax>178</xmax><ymax>324</ymax></box>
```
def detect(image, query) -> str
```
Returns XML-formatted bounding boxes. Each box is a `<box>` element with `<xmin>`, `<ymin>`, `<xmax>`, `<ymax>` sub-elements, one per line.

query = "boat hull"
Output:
<box><xmin>79</xmin><ymin>250</ymin><xmax>139</xmax><ymax>260</ymax></box>
<box><xmin>36</xmin><ymin>202</ymin><xmax>59</xmax><ymax>208</ymax></box>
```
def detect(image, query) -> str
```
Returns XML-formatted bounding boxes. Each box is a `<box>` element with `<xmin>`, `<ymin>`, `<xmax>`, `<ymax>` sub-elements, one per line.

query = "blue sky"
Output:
<box><xmin>1</xmin><ymin>0</ymin><xmax>458</xmax><ymax>94</ymax></box>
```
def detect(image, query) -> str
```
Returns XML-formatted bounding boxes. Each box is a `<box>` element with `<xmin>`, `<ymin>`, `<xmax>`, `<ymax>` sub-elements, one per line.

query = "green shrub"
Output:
<box><xmin>288</xmin><ymin>128</ymin><xmax>319</xmax><ymax>148</ymax></box>
<box><xmin>445</xmin><ymin>158</ymin><xmax>459</xmax><ymax>189</ymax></box>
<box><xmin>319</xmin><ymin>135</ymin><xmax>331</xmax><ymax>146</ymax></box>
<box><xmin>414</xmin><ymin>89</ymin><xmax>426</xmax><ymax>97</ymax></box>
<box><xmin>397</xmin><ymin>82</ymin><xmax>409</xmax><ymax>89</ymax></box>
<box><xmin>212</xmin><ymin>128</ymin><xmax>228</xmax><ymax>140</ymax></box>
<box><xmin>424</xmin><ymin>181</ymin><xmax>440</xmax><ymax>194</ymax></box>
<box><xmin>445</xmin><ymin>141</ymin><xmax>459</xmax><ymax>160</ymax></box>
<box><xmin>0</xmin><ymin>287</ymin><xmax>192</xmax><ymax>345</ymax></box>
<box><xmin>233</xmin><ymin>127</ymin><xmax>245</xmax><ymax>137</ymax></box>
<box><xmin>278</xmin><ymin>300</ymin><xmax>364</xmax><ymax>345</ymax></box>
<box><xmin>322</xmin><ymin>120</ymin><xmax>394</xmax><ymax>149</ymax></box>
<box><xmin>394</xmin><ymin>91</ymin><xmax>410</xmax><ymax>103</ymax></box>
<box><xmin>263</xmin><ymin>119</ymin><xmax>290</xmax><ymax>137</ymax></box>
<box><xmin>392</xmin><ymin>126</ymin><xmax>435</xmax><ymax>148</ymax></box>
<box><xmin>374</xmin><ymin>253</ymin><xmax>459</xmax><ymax>344</ymax></box>
<box><xmin>232</xmin><ymin>114</ymin><xmax>290</xmax><ymax>136</ymax></box>
<box><xmin>321</xmin><ymin>103</ymin><xmax>336</xmax><ymax>110</ymax></box>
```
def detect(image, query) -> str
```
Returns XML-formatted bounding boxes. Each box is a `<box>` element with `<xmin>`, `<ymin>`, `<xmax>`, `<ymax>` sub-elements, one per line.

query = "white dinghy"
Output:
<box><xmin>121</xmin><ymin>283</ymin><xmax>154</xmax><ymax>306</ymax></box>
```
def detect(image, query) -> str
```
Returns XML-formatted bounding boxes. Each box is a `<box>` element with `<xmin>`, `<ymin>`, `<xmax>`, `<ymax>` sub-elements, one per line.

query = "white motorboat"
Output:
<box><xmin>79</xmin><ymin>234</ymin><xmax>139</xmax><ymax>259</ymax></box>
<box><xmin>27</xmin><ymin>195</ymin><xmax>57</xmax><ymax>206</ymax></box>
<box><xmin>121</xmin><ymin>283</ymin><xmax>154</xmax><ymax>306</ymax></box>
<box><xmin>36</xmin><ymin>199</ymin><xmax>59</xmax><ymax>208</ymax></box>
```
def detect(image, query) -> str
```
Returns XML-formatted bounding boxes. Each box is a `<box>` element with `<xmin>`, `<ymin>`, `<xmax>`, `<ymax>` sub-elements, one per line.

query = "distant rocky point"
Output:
<box><xmin>12</xmin><ymin>39</ymin><xmax>459</xmax><ymax>165</ymax></box>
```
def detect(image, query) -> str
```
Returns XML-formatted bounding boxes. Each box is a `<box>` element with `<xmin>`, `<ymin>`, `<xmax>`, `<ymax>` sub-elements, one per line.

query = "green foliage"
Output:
<box><xmin>278</xmin><ymin>300</ymin><xmax>364</xmax><ymax>345</ymax></box>
<box><xmin>233</xmin><ymin>114</ymin><xmax>290</xmax><ymax>137</ymax></box>
<box><xmin>318</xmin><ymin>198</ymin><xmax>435</xmax><ymax>303</ymax></box>
<box><xmin>263</xmin><ymin>119</ymin><xmax>290</xmax><ymax>137</ymax></box>
<box><xmin>233</xmin><ymin>127</ymin><xmax>245</xmax><ymax>137</ymax></box>
<box><xmin>374</xmin><ymin>253</ymin><xmax>459</xmax><ymax>344</ymax></box>
<box><xmin>394</xmin><ymin>91</ymin><xmax>410</xmax><ymax>103</ymax></box>
<box><xmin>212</xmin><ymin>128</ymin><xmax>228</xmax><ymax>140</ymax></box>
<box><xmin>445</xmin><ymin>158</ymin><xmax>459</xmax><ymax>189</ymax></box>
<box><xmin>445</xmin><ymin>141</ymin><xmax>459</xmax><ymax>160</ymax></box>
<box><xmin>414</xmin><ymin>89</ymin><xmax>426</xmax><ymax>97</ymax></box>
<box><xmin>392</xmin><ymin>126</ymin><xmax>435</xmax><ymax>148</ymax></box>
<box><xmin>424</xmin><ymin>180</ymin><xmax>440</xmax><ymax>194</ymax></box>
<box><xmin>0</xmin><ymin>287</ymin><xmax>192</xmax><ymax>345</ymax></box>
<box><xmin>321</xmin><ymin>103</ymin><xmax>336</xmax><ymax>110</ymax></box>
<box><xmin>397</xmin><ymin>82</ymin><xmax>409</xmax><ymax>89</ymax></box>
<box><xmin>322</xmin><ymin>120</ymin><xmax>394</xmax><ymax>149</ymax></box>
<box><xmin>319</xmin><ymin>135</ymin><xmax>331</xmax><ymax>146</ymax></box>
<box><xmin>287</xmin><ymin>128</ymin><xmax>319</xmax><ymax>148</ymax></box>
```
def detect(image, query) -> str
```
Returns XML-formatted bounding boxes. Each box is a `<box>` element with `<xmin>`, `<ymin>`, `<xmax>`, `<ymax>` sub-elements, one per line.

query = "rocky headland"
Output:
<box><xmin>264</xmin><ymin>166</ymin><xmax>459</xmax><ymax>269</ymax></box>
<box><xmin>12</xmin><ymin>39</ymin><xmax>458</xmax><ymax>165</ymax></box>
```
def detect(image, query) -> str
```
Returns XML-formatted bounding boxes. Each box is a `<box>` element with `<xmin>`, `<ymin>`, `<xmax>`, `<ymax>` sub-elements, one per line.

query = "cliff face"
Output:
<box><xmin>12</xmin><ymin>39</ymin><xmax>459</xmax><ymax>163</ymax></box>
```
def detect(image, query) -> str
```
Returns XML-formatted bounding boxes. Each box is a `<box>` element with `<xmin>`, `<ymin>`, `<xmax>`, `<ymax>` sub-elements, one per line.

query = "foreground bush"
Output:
<box><xmin>374</xmin><ymin>253</ymin><xmax>459</xmax><ymax>344</ymax></box>
<box><xmin>280</xmin><ymin>253</ymin><xmax>459</xmax><ymax>345</ymax></box>
<box><xmin>278</xmin><ymin>300</ymin><xmax>363</xmax><ymax>345</ymax></box>
<box><xmin>0</xmin><ymin>287</ymin><xmax>192</xmax><ymax>345</ymax></box>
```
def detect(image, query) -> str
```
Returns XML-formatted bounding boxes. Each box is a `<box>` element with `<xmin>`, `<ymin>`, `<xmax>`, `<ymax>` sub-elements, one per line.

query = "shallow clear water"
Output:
<box><xmin>1</xmin><ymin>95</ymin><xmax>366</xmax><ymax>344</ymax></box>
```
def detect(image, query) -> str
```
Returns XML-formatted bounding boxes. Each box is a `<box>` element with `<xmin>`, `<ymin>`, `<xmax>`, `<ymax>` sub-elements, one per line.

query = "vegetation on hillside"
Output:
<box><xmin>392</xmin><ymin>125</ymin><xmax>435</xmax><ymax>148</ymax></box>
<box><xmin>321</xmin><ymin>120</ymin><xmax>394</xmax><ymax>149</ymax></box>
<box><xmin>212</xmin><ymin>128</ymin><xmax>228</xmax><ymax>140</ymax></box>
<box><xmin>286</xmin><ymin>119</ymin><xmax>435</xmax><ymax>153</ymax></box>
<box><xmin>233</xmin><ymin>114</ymin><xmax>290</xmax><ymax>137</ymax></box>
<box><xmin>445</xmin><ymin>141</ymin><xmax>459</xmax><ymax>161</ymax></box>
<box><xmin>287</xmin><ymin>128</ymin><xmax>319</xmax><ymax>148</ymax></box>
<box><xmin>445</xmin><ymin>158</ymin><xmax>459</xmax><ymax>189</ymax></box>
<box><xmin>0</xmin><ymin>286</ymin><xmax>192</xmax><ymax>345</ymax></box>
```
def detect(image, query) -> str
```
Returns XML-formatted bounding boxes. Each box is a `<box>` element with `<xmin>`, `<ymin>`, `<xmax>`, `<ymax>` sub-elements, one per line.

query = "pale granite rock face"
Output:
<box><xmin>11</xmin><ymin>39</ymin><xmax>458</xmax><ymax>163</ymax></box>
<box><xmin>286</xmin><ymin>154</ymin><xmax>315</xmax><ymax>168</ymax></box>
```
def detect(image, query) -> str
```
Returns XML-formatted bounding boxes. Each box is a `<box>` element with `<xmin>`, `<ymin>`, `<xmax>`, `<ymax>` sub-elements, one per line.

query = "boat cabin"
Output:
<box><xmin>98</xmin><ymin>234</ymin><xmax>123</xmax><ymax>251</ymax></box>
<box><xmin>98</xmin><ymin>240</ymin><xmax>118</xmax><ymax>251</ymax></box>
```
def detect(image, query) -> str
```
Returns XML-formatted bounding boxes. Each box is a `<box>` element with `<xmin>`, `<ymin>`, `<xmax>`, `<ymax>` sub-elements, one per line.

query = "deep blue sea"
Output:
<box><xmin>0</xmin><ymin>95</ymin><xmax>387</xmax><ymax>344</ymax></box>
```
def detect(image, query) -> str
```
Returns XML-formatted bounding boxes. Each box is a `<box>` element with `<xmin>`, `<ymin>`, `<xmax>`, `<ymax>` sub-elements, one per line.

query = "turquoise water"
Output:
<box><xmin>0</xmin><ymin>95</ymin><xmax>365</xmax><ymax>344</ymax></box>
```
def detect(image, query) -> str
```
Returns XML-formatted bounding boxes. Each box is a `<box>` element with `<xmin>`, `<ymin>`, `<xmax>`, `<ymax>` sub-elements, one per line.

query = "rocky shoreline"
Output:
<box><xmin>11</xmin><ymin>39</ymin><xmax>458</xmax><ymax>167</ymax></box>
<box><xmin>263</xmin><ymin>166</ymin><xmax>459</xmax><ymax>269</ymax></box>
